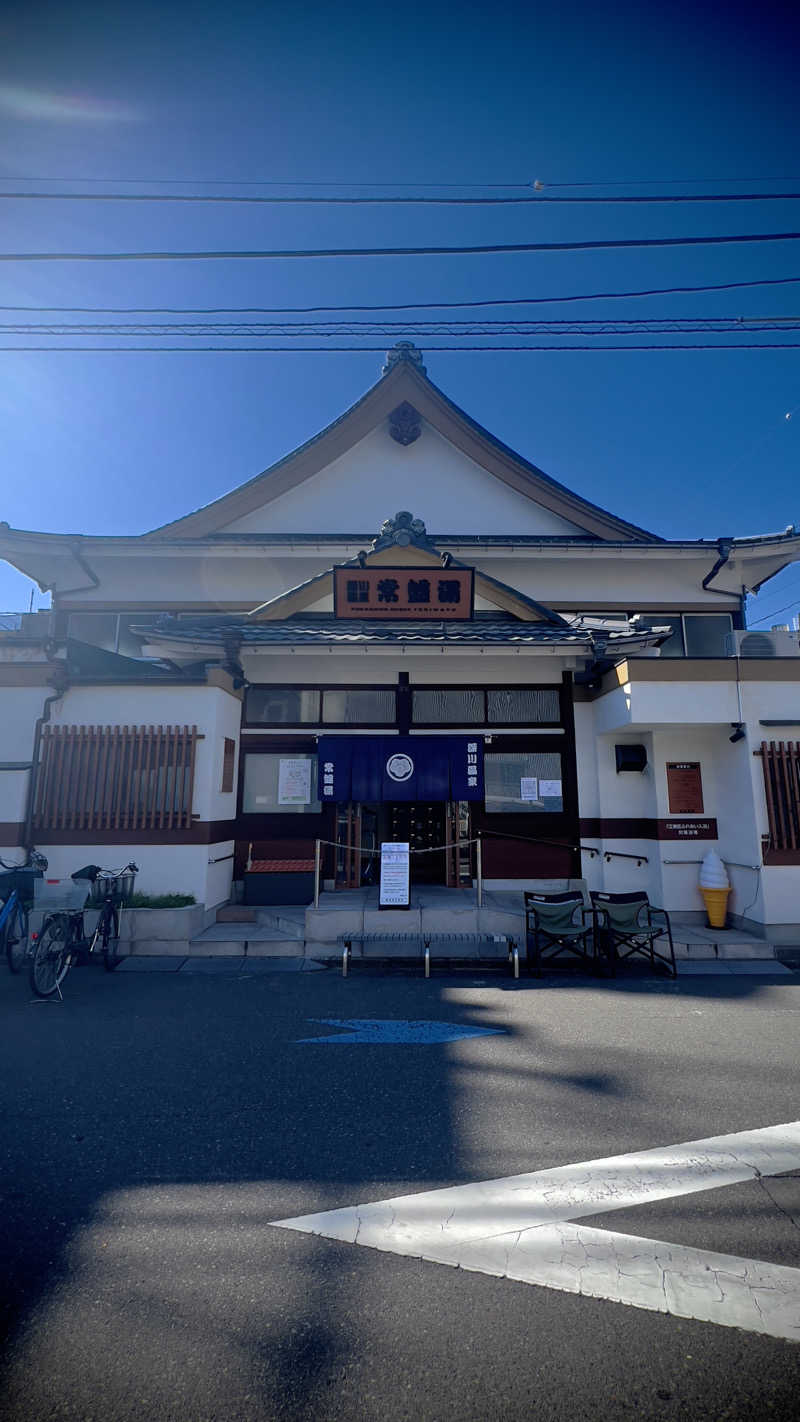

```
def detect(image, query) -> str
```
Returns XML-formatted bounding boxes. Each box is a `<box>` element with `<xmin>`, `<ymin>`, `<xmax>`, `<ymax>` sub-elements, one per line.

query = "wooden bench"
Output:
<box><xmin>337</xmin><ymin>931</ymin><xmax>520</xmax><ymax>978</ymax></box>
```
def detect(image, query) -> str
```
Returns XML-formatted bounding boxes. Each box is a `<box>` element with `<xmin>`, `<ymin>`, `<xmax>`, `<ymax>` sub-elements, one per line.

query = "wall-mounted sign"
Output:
<box><xmin>380</xmin><ymin>841</ymin><xmax>410</xmax><ymax>908</ymax></box>
<box><xmin>667</xmin><ymin>762</ymin><xmax>704</xmax><ymax>814</ymax></box>
<box><xmin>658</xmin><ymin>818</ymin><xmax>718</xmax><ymax>840</ymax></box>
<box><xmin>334</xmin><ymin>566</ymin><xmax>474</xmax><ymax>620</ymax></box>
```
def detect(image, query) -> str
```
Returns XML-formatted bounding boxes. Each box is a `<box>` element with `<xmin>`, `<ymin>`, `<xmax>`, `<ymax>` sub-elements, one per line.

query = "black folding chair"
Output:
<box><xmin>590</xmin><ymin>891</ymin><xmax>677</xmax><ymax>978</ymax></box>
<box><xmin>524</xmin><ymin>891</ymin><xmax>598</xmax><ymax>976</ymax></box>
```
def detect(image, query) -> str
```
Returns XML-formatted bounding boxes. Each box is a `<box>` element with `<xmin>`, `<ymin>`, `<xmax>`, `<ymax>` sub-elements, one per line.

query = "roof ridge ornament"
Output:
<box><xmin>371</xmin><ymin>510</ymin><xmax>434</xmax><ymax>551</ymax></box>
<box><xmin>388</xmin><ymin>400</ymin><xmax>422</xmax><ymax>445</ymax></box>
<box><xmin>382</xmin><ymin>341</ymin><xmax>427</xmax><ymax>375</ymax></box>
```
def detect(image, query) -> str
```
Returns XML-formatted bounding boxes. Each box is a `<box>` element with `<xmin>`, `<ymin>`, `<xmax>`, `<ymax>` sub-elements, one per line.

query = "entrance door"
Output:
<box><xmin>386</xmin><ymin>803</ymin><xmax>446</xmax><ymax>884</ymax></box>
<box><xmin>334</xmin><ymin>800</ymin><xmax>471</xmax><ymax>889</ymax></box>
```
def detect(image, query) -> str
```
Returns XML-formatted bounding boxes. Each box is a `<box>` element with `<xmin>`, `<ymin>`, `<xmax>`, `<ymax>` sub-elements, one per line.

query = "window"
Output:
<box><xmin>487</xmin><ymin>688</ymin><xmax>560</xmax><ymax>723</ymax></box>
<box><xmin>412</xmin><ymin>688</ymin><xmax>484</xmax><ymax>724</ymax></box>
<box><xmin>411</xmin><ymin>687</ymin><xmax>563</xmax><ymax>725</ymax></box>
<box><xmin>246</xmin><ymin>688</ymin><xmax>320</xmax><ymax>724</ymax></box>
<box><xmin>634</xmin><ymin>616</ymin><xmax>685</xmax><ymax>657</ymax></box>
<box><xmin>322</xmin><ymin>688</ymin><xmax>396</xmax><ymax>724</ymax></box>
<box><xmin>484</xmin><ymin>751</ymin><xmax>563</xmax><ymax>814</ymax></box>
<box><xmin>67</xmin><ymin>612</ymin><xmax>120</xmax><ymax>652</ymax></box>
<box><xmin>683</xmin><ymin>614</ymin><xmax>733</xmax><ymax>658</ymax></box>
<box><xmin>221</xmin><ymin>737</ymin><xmax>236</xmax><ymax>793</ymax></box>
<box><xmin>242</xmin><ymin>753</ymin><xmax>320</xmax><ymax>814</ymax></box>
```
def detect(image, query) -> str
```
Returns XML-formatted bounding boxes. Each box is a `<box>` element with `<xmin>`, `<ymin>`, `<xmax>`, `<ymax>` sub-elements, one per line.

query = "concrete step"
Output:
<box><xmin>216</xmin><ymin>905</ymin><xmax>257</xmax><ymax>924</ymax></box>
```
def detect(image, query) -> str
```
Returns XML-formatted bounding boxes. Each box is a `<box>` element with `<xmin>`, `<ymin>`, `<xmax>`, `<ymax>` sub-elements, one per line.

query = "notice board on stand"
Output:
<box><xmin>666</xmin><ymin>762</ymin><xmax>704</xmax><ymax>814</ymax></box>
<box><xmin>379</xmin><ymin>842</ymin><xmax>410</xmax><ymax>909</ymax></box>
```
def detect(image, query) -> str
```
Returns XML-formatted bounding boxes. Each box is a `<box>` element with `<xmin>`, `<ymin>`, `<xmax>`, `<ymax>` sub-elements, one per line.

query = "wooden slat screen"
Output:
<box><xmin>757</xmin><ymin>741</ymin><xmax>800</xmax><ymax>852</ymax></box>
<box><xmin>32</xmin><ymin>725</ymin><xmax>199</xmax><ymax>833</ymax></box>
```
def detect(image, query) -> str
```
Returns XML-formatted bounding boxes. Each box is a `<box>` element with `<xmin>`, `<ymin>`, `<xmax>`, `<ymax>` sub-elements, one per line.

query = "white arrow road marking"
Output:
<box><xmin>271</xmin><ymin>1121</ymin><xmax>800</xmax><ymax>1341</ymax></box>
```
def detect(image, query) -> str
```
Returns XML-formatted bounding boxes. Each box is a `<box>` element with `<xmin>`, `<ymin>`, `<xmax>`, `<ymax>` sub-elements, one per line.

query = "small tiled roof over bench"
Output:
<box><xmin>248</xmin><ymin>859</ymin><xmax>315</xmax><ymax>873</ymax></box>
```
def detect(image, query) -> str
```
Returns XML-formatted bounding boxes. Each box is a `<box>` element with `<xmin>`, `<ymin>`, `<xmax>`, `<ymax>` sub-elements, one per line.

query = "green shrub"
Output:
<box><xmin>123</xmin><ymin>892</ymin><xmax>197</xmax><ymax>909</ymax></box>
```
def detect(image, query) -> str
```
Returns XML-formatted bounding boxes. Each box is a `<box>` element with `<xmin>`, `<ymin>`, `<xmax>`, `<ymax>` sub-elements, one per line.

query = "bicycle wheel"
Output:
<box><xmin>3</xmin><ymin>900</ymin><xmax>28</xmax><ymax>973</ymax></box>
<box><xmin>102</xmin><ymin>905</ymin><xmax>122</xmax><ymax>971</ymax></box>
<box><xmin>29</xmin><ymin>916</ymin><xmax>71</xmax><ymax>998</ymax></box>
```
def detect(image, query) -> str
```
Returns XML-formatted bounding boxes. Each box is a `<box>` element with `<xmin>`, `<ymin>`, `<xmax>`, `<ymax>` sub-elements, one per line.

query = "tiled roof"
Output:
<box><xmin>141</xmin><ymin>617</ymin><xmax>661</xmax><ymax>650</ymax></box>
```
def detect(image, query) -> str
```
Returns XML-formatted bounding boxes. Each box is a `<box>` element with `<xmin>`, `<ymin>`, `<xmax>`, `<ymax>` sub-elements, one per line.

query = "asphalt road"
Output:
<box><xmin>1</xmin><ymin>959</ymin><xmax>799</xmax><ymax>1421</ymax></box>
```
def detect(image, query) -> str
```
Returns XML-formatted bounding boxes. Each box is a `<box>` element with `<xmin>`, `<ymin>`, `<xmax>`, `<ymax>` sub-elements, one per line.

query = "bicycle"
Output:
<box><xmin>0</xmin><ymin>851</ymin><xmax>48</xmax><ymax>973</ymax></box>
<box><xmin>28</xmin><ymin>862</ymin><xmax>138</xmax><ymax>999</ymax></box>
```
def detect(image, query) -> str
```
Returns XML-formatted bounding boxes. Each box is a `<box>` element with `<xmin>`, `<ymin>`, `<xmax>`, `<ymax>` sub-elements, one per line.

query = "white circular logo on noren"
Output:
<box><xmin>386</xmin><ymin>753</ymin><xmax>414</xmax><ymax>782</ymax></box>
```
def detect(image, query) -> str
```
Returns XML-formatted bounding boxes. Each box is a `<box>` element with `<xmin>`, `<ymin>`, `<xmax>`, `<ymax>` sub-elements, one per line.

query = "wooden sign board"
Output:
<box><xmin>379</xmin><ymin>841</ymin><xmax>410</xmax><ymax>908</ymax></box>
<box><xmin>334</xmin><ymin>567</ymin><xmax>474</xmax><ymax>620</ymax></box>
<box><xmin>667</xmin><ymin>762</ymin><xmax>704</xmax><ymax>814</ymax></box>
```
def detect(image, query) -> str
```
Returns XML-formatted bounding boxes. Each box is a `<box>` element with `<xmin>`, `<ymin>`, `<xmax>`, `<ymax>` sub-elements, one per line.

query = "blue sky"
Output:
<box><xmin>1</xmin><ymin>0</ymin><xmax>798</xmax><ymax>626</ymax></box>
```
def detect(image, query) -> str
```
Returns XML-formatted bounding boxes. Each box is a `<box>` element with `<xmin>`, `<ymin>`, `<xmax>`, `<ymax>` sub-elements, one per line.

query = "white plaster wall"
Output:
<box><xmin>51</xmin><ymin>546</ymin><xmax>745</xmax><ymax>616</ymax></box>
<box><xmin>221</xmin><ymin>424</ymin><xmax>587</xmax><ymax>537</ymax></box>
<box><xmin>240</xmin><ymin>651</ymin><xmax>568</xmax><ymax>687</ymax></box>
<box><xmin>591</xmin><ymin>728</ymin><xmax>662</xmax><ymax>901</ymax></box>
<box><xmin>34</xmin><ymin>843</ymin><xmax>222</xmax><ymax>905</ymax></box>
<box><xmin>0</xmin><ymin>686</ymin><xmax>49</xmax><ymax>824</ymax></box>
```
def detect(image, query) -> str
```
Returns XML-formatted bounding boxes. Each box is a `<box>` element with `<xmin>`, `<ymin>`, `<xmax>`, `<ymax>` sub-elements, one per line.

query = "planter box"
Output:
<box><xmin>120</xmin><ymin>904</ymin><xmax>206</xmax><ymax>946</ymax></box>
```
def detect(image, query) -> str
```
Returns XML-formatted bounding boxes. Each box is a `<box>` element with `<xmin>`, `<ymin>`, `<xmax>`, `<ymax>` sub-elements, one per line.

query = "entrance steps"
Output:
<box><xmin>188</xmin><ymin>906</ymin><xmax>306</xmax><ymax>957</ymax></box>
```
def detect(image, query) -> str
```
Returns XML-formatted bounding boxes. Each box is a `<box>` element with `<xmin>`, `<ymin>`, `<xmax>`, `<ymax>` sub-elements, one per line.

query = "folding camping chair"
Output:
<box><xmin>590</xmin><ymin>891</ymin><xmax>677</xmax><ymax>978</ymax></box>
<box><xmin>524</xmin><ymin>891</ymin><xmax>598</xmax><ymax>976</ymax></box>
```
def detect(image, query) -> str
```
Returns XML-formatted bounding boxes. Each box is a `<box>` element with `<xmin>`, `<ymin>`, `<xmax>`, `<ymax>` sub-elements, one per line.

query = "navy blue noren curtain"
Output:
<box><xmin>318</xmin><ymin>736</ymin><xmax>483</xmax><ymax>803</ymax></box>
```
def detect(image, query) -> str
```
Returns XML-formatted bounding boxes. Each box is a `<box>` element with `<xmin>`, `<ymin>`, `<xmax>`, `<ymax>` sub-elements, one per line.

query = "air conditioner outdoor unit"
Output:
<box><xmin>725</xmin><ymin>629</ymin><xmax>800</xmax><ymax>658</ymax></box>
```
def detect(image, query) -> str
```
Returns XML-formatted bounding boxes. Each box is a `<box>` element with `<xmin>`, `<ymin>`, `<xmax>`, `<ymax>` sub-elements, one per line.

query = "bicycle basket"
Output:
<box><xmin>33</xmin><ymin>877</ymin><xmax>89</xmax><ymax>912</ymax></box>
<box><xmin>88</xmin><ymin>872</ymin><xmax>136</xmax><ymax>905</ymax></box>
<box><xmin>0</xmin><ymin>866</ymin><xmax>44</xmax><ymax>902</ymax></box>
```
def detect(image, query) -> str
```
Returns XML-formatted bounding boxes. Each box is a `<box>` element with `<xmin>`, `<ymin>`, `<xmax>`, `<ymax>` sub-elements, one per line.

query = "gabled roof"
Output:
<box><xmin>145</xmin><ymin>345</ymin><xmax>660</xmax><ymax>543</ymax></box>
<box><xmin>248</xmin><ymin>515</ymin><xmax>572</xmax><ymax>625</ymax></box>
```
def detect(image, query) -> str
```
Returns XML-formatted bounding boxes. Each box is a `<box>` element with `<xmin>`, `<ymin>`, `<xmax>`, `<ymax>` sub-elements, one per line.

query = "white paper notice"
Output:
<box><xmin>380</xmin><ymin>842</ymin><xmax>410</xmax><ymax>908</ymax></box>
<box><xmin>278</xmin><ymin>757</ymin><xmax>312</xmax><ymax>806</ymax></box>
<box><xmin>520</xmin><ymin>777</ymin><xmax>540</xmax><ymax>801</ymax></box>
<box><xmin>539</xmin><ymin>779</ymin><xmax>562</xmax><ymax>799</ymax></box>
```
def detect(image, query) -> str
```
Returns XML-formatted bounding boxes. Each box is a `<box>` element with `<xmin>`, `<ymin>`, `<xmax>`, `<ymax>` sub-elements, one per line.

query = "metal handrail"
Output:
<box><xmin>477</xmin><ymin>828</ymin><xmax>648</xmax><ymax>865</ymax></box>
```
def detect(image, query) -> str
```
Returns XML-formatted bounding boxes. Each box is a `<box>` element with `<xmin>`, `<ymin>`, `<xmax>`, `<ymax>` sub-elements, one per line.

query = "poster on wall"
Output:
<box><xmin>278</xmin><ymin>757</ymin><xmax>312</xmax><ymax>806</ymax></box>
<box><xmin>539</xmin><ymin>779</ymin><xmax>563</xmax><ymax>799</ymax></box>
<box><xmin>379</xmin><ymin>842</ymin><xmax>410</xmax><ymax>908</ymax></box>
<box><xmin>667</xmin><ymin>762</ymin><xmax>704</xmax><ymax>814</ymax></box>
<box><xmin>520</xmin><ymin>777</ymin><xmax>540</xmax><ymax>801</ymax></box>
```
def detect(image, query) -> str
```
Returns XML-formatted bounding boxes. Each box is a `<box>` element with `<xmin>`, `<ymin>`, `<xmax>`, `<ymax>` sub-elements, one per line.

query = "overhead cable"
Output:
<box><xmin>3</xmin><ymin>189</ymin><xmax>800</xmax><ymax>205</ymax></box>
<box><xmin>3</xmin><ymin>233</ymin><xmax>800</xmax><ymax>262</ymax></box>
<box><xmin>2</xmin><ymin>342</ymin><xmax>799</xmax><ymax>353</ymax></box>
<box><xmin>2</xmin><ymin>276</ymin><xmax>799</xmax><ymax>315</ymax></box>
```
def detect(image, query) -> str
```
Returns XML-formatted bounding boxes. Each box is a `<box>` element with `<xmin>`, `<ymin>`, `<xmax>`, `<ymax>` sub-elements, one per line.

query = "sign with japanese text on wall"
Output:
<box><xmin>658</xmin><ymin>818</ymin><xmax>718</xmax><ymax>841</ymax></box>
<box><xmin>334</xmin><ymin>566</ymin><xmax>474</xmax><ymax>620</ymax></box>
<box><xmin>667</xmin><ymin>762</ymin><xmax>704</xmax><ymax>814</ymax></box>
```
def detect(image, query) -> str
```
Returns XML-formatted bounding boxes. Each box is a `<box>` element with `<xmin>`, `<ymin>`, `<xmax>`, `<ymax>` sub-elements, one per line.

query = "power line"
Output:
<box><xmin>3</xmin><ymin>277</ymin><xmax>798</xmax><ymax>315</ymax></box>
<box><xmin>2</xmin><ymin>343</ymin><xmax>799</xmax><ymax>353</ymax></box>
<box><xmin>4</xmin><ymin>172</ymin><xmax>800</xmax><ymax>188</ymax></box>
<box><xmin>3</xmin><ymin>233</ymin><xmax>800</xmax><ymax>262</ymax></box>
<box><xmin>749</xmin><ymin>599</ymin><xmax>800</xmax><ymax>625</ymax></box>
<box><xmin>3</xmin><ymin>189</ymin><xmax>800</xmax><ymax>206</ymax></box>
<box><xmin>4</xmin><ymin>322</ymin><xmax>798</xmax><ymax>336</ymax></box>
<box><xmin>0</xmin><ymin>174</ymin><xmax>532</xmax><ymax>189</ymax></box>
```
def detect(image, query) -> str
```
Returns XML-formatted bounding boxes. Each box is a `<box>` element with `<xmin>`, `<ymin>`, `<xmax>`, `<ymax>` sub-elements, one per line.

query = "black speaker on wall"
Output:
<box><xmin>615</xmin><ymin>744</ymin><xmax>647</xmax><ymax>773</ymax></box>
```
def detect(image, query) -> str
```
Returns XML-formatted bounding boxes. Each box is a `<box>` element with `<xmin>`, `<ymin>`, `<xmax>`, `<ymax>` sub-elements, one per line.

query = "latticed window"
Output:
<box><xmin>32</xmin><ymin>725</ymin><xmax>200</xmax><ymax>832</ymax></box>
<box><xmin>757</xmin><ymin>741</ymin><xmax>800</xmax><ymax>854</ymax></box>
